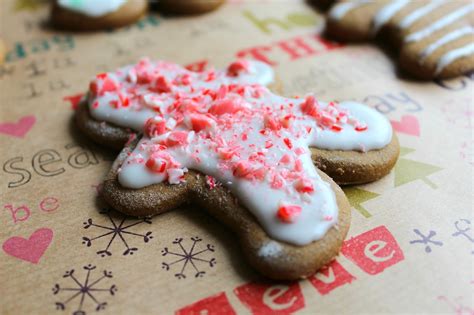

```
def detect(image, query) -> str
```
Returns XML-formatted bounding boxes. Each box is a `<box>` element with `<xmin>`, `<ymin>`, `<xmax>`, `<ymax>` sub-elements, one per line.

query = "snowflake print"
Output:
<box><xmin>52</xmin><ymin>264</ymin><xmax>117</xmax><ymax>315</ymax></box>
<box><xmin>409</xmin><ymin>229</ymin><xmax>443</xmax><ymax>253</ymax></box>
<box><xmin>82</xmin><ymin>209</ymin><xmax>153</xmax><ymax>257</ymax></box>
<box><xmin>161</xmin><ymin>237</ymin><xmax>216</xmax><ymax>279</ymax></box>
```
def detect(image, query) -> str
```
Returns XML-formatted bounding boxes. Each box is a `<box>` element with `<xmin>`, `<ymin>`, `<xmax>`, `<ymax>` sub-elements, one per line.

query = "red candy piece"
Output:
<box><xmin>264</xmin><ymin>115</ymin><xmax>282</xmax><ymax>131</ymax></box>
<box><xmin>189</xmin><ymin>113</ymin><xmax>215</xmax><ymax>132</ymax></box>
<box><xmin>154</xmin><ymin>76</ymin><xmax>172</xmax><ymax>93</ymax></box>
<box><xmin>233</xmin><ymin>160</ymin><xmax>252</xmax><ymax>178</ymax></box>
<box><xmin>301</xmin><ymin>95</ymin><xmax>319</xmax><ymax>118</ymax></box>
<box><xmin>227</xmin><ymin>60</ymin><xmax>250</xmax><ymax>77</ymax></box>
<box><xmin>166</xmin><ymin>131</ymin><xmax>189</xmax><ymax>147</ymax></box>
<box><xmin>144</xmin><ymin>117</ymin><xmax>167</xmax><ymax>137</ymax></box>
<box><xmin>209</xmin><ymin>98</ymin><xmax>245</xmax><ymax>116</ymax></box>
<box><xmin>101</xmin><ymin>78</ymin><xmax>120</xmax><ymax>94</ymax></box>
<box><xmin>277</xmin><ymin>204</ymin><xmax>302</xmax><ymax>223</ymax></box>
<box><xmin>294</xmin><ymin>178</ymin><xmax>314</xmax><ymax>194</ymax></box>
<box><xmin>146</xmin><ymin>157</ymin><xmax>167</xmax><ymax>173</ymax></box>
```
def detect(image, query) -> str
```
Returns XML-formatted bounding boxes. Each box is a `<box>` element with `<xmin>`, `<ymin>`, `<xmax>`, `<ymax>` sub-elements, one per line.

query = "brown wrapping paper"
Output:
<box><xmin>1</xmin><ymin>1</ymin><xmax>473</xmax><ymax>314</ymax></box>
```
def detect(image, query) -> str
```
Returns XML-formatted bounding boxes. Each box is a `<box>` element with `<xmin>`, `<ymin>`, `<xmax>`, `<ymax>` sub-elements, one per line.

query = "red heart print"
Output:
<box><xmin>2</xmin><ymin>228</ymin><xmax>53</xmax><ymax>264</ymax></box>
<box><xmin>390</xmin><ymin>115</ymin><xmax>420</xmax><ymax>136</ymax></box>
<box><xmin>0</xmin><ymin>115</ymin><xmax>36</xmax><ymax>138</ymax></box>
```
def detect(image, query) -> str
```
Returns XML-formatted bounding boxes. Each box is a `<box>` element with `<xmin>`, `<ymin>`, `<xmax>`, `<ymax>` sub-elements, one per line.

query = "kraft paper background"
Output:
<box><xmin>1</xmin><ymin>1</ymin><xmax>473</xmax><ymax>314</ymax></box>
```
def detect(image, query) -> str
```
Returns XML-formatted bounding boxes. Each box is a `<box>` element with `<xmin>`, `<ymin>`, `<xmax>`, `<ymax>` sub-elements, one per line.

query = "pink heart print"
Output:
<box><xmin>2</xmin><ymin>228</ymin><xmax>54</xmax><ymax>264</ymax></box>
<box><xmin>390</xmin><ymin>115</ymin><xmax>420</xmax><ymax>136</ymax></box>
<box><xmin>0</xmin><ymin>115</ymin><xmax>36</xmax><ymax>138</ymax></box>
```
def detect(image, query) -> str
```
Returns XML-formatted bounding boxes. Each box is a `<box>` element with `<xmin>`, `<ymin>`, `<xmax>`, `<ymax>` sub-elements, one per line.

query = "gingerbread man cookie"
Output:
<box><xmin>74</xmin><ymin>59</ymin><xmax>399</xmax><ymax>279</ymax></box>
<box><xmin>324</xmin><ymin>0</ymin><xmax>474</xmax><ymax>79</ymax></box>
<box><xmin>76</xmin><ymin>59</ymin><xmax>398</xmax><ymax>185</ymax></box>
<box><xmin>51</xmin><ymin>0</ymin><xmax>148</xmax><ymax>31</ymax></box>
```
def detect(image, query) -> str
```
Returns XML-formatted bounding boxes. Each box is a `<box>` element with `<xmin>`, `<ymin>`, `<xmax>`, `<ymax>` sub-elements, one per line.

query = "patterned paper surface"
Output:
<box><xmin>1</xmin><ymin>1</ymin><xmax>473</xmax><ymax>314</ymax></box>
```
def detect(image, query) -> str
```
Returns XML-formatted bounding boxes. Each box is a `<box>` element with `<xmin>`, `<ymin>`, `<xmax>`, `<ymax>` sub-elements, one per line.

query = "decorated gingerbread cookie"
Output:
<box><xmin>324</xmin><ymin>0</ymin><xmax>474</xmax><ymax>79</ymax></box>
<box><xmin>76</xmin><ymin>59</ymin><xmax>398</xmax><ymax>185</ymax></box>
<box><xmin>51</xmin><ymin>0</ymin><xmax>148</xmax><ymax>31</ymax></box>
<box><xmin>153</xmin><ymin>0</ymin><xmax>224</xmax><ymax>15</ymax></box>
<box><xmin>74</xmin><ymin>58</ymin><xmax>400</xmax><ymax>279</ymax></box>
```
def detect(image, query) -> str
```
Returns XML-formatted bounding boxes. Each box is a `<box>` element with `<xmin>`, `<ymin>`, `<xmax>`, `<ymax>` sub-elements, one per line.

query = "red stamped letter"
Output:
<box><xmin>175</xmin><ymin>292</ymin><xmax>236</xmax><ymax>315</ymax></box>
<box><xmin>342</xmin><ymin>225</ymin><xmax>404</xmax><ymax>275</ymax></box>
<box><xmin>4</xmin><ymin>204</ymin><xmax>31</xmax><ymax>223</ymax></box>
<box><xmin>39</xmin><ymin>197</ymin><xmax>60</xmax><ymax>212</ymax></box>
<box><xmin>234</xmin><ymin>282</ymin><xmax>304</xmax><ymax>314</ymax></box>
<box><xmin>308</xmin><ymin>260</ymin><xmax>355</xmax><ymax>295</ymax></box>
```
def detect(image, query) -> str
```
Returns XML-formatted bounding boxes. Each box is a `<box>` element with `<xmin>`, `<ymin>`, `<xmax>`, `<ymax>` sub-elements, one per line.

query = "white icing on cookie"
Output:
<box><xmin>328</xmin><ymin>0</ymin><xmax>371</xmax><ymax>21</ymax></box>
<box><xmin>435</xmin><ymin>42</ymin><xmax>474</xmax><ymax>75</ymax></box>
<box><xmin>88</xmin><ymin>59</ymin><xmax>391</xmax><ymax>152</ymax></box>
<box><xmin>87</xmin><ymin>59</ymin><xmax>393</xmax><ymax>246</ymax></box>
<box><xmin>88</xmin><ymin>59</ymin><xmax>274</xmax><ymax>131</ymax></box>
<box><xmin>371</xmin><ymin>0</ymin><xmax>410</xmax><ymax>35</ymax></box>
<box><xmin>405</xmin><ymin>4</ymin><xmax>474</xmax><ymax>43</ymax></box>
<box><xmin>58</xmin><ymin>0</ymin><xmax>127</xmax><ymax>17</ymax></box>
<box><xmin>398</xmin><ymin>0</ymin><xmax>446</xmax><ymax>29</ymax></box>
<box><xmin>420</xmin><ymin>26</ymin><xmax>474</xmax><ymax>62</ymax></box>
<box><xmin>312</xmin><ymin>102</ymin><xmax>392</xmax><ymax>152</ymax></box>
<box><xmin>258</xmin><ymin>241</ymin><xmax>283</xmax><ymax>258</ymax></box>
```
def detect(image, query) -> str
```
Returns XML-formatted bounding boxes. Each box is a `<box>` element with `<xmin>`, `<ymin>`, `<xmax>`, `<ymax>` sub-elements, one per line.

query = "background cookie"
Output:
<box><xmin>324</xmin><ymin>0</ymin><xmax>474</xmax><ymax>79</ymax></box>
<box><xmin>0</xmin><ymin>39</ymin><xmax>5</xmax><ymax>64</ymax></box>
<box><xmin>101</xmin><ymin>137</ymin><xmax>351</xmax><ymax>280</ymax></box>
<box><xmin>153</xmin><ymin>0</ymin><xmax>224</xmax><ymax>15</ymax></box>
<box><xmin>51</xmin><ymin>0</ymin><xmax>148</xmax><ymax>31</ymax></box>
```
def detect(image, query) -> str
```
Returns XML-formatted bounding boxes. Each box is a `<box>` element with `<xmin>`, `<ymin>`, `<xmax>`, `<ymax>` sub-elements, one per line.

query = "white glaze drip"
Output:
<box><xmin>398</xmin><ymin>0</ymin><xmax>446</xmax><ymax>29</ymax></box>
<box><xmin>329</xmin><ymin>0</ymin><xmax>371</xmax><ymax>20</ymax></box>
<box><xmin>405</xmin><ymin>4</ymin><xmax>474</xmax><ymax>43</ymax></box>
<box><xmin>435</xmin><ymin>42</ymin><xmax>474</xmax><ymax>75</ymax></box>
<box><xmin>371</xmin><ymin>0</ymin><xmax>410</xmax><ymax>35</ymax></box>
<box><xmin>420</xmin><ymin>26</ymin><xmax>474</xmax><ymax>62</ymax></box>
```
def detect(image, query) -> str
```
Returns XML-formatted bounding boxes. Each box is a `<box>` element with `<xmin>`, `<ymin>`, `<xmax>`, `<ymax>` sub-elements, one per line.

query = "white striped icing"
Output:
<box><xmin>435</xmin><ymin>42</ymin><xmax>474</xmax><ymax>75</ymax></box>
<box><xmin>399</xmin><ymin>0</ymin><xmax>446</xmax><ymax>29</ymax></box>
<box><xmin>420</xmin><ymin>26</ymin><xmax>474</xmax><ymax>62</ymax></box>
<box><xmin>371</xmin><ymin>0</ymin><xmax>410</xmax><ymax>35</ymax></box>
<box><xmin>405</xmin><ymin>4</ymin><xmax>474</xmax><ymax>43</ymax></box>
<box><xmin>328</xmin><ymin>0</ymin><xmax>371</xmax><ymax>20</ymax></box>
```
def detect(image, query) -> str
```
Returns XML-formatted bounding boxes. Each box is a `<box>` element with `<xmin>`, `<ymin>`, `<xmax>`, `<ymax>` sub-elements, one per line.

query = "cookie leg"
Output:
<box><xmin>101</xmin><ymin>139</ymin><xmax>351</xmax><ymax>280</ymax></box>
<box><xmin>194</xmin><ymin>169</ymin><xmax>351</xmax><ymax>280</ymax></box>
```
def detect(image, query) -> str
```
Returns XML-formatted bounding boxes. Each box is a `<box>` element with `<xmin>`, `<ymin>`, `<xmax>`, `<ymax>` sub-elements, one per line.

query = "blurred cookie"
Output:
<box><xmin>324</xmin><ymin>0</ymin><xmax>474</xmax><ymax>79</ymax></box>
<box><xmin>0</xmin><ymin>39</ymin><xmax>5</xmax><ymax>64</ymax></box>
<box><xmin>154</xmin><ymin>0</ymin><xmax>224</xmax><ymax>15</ymax></box>
<box><xmin>51</xmin><ymin>0</ymin><xmax>148</xmax><ymax>31</ymax></box>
